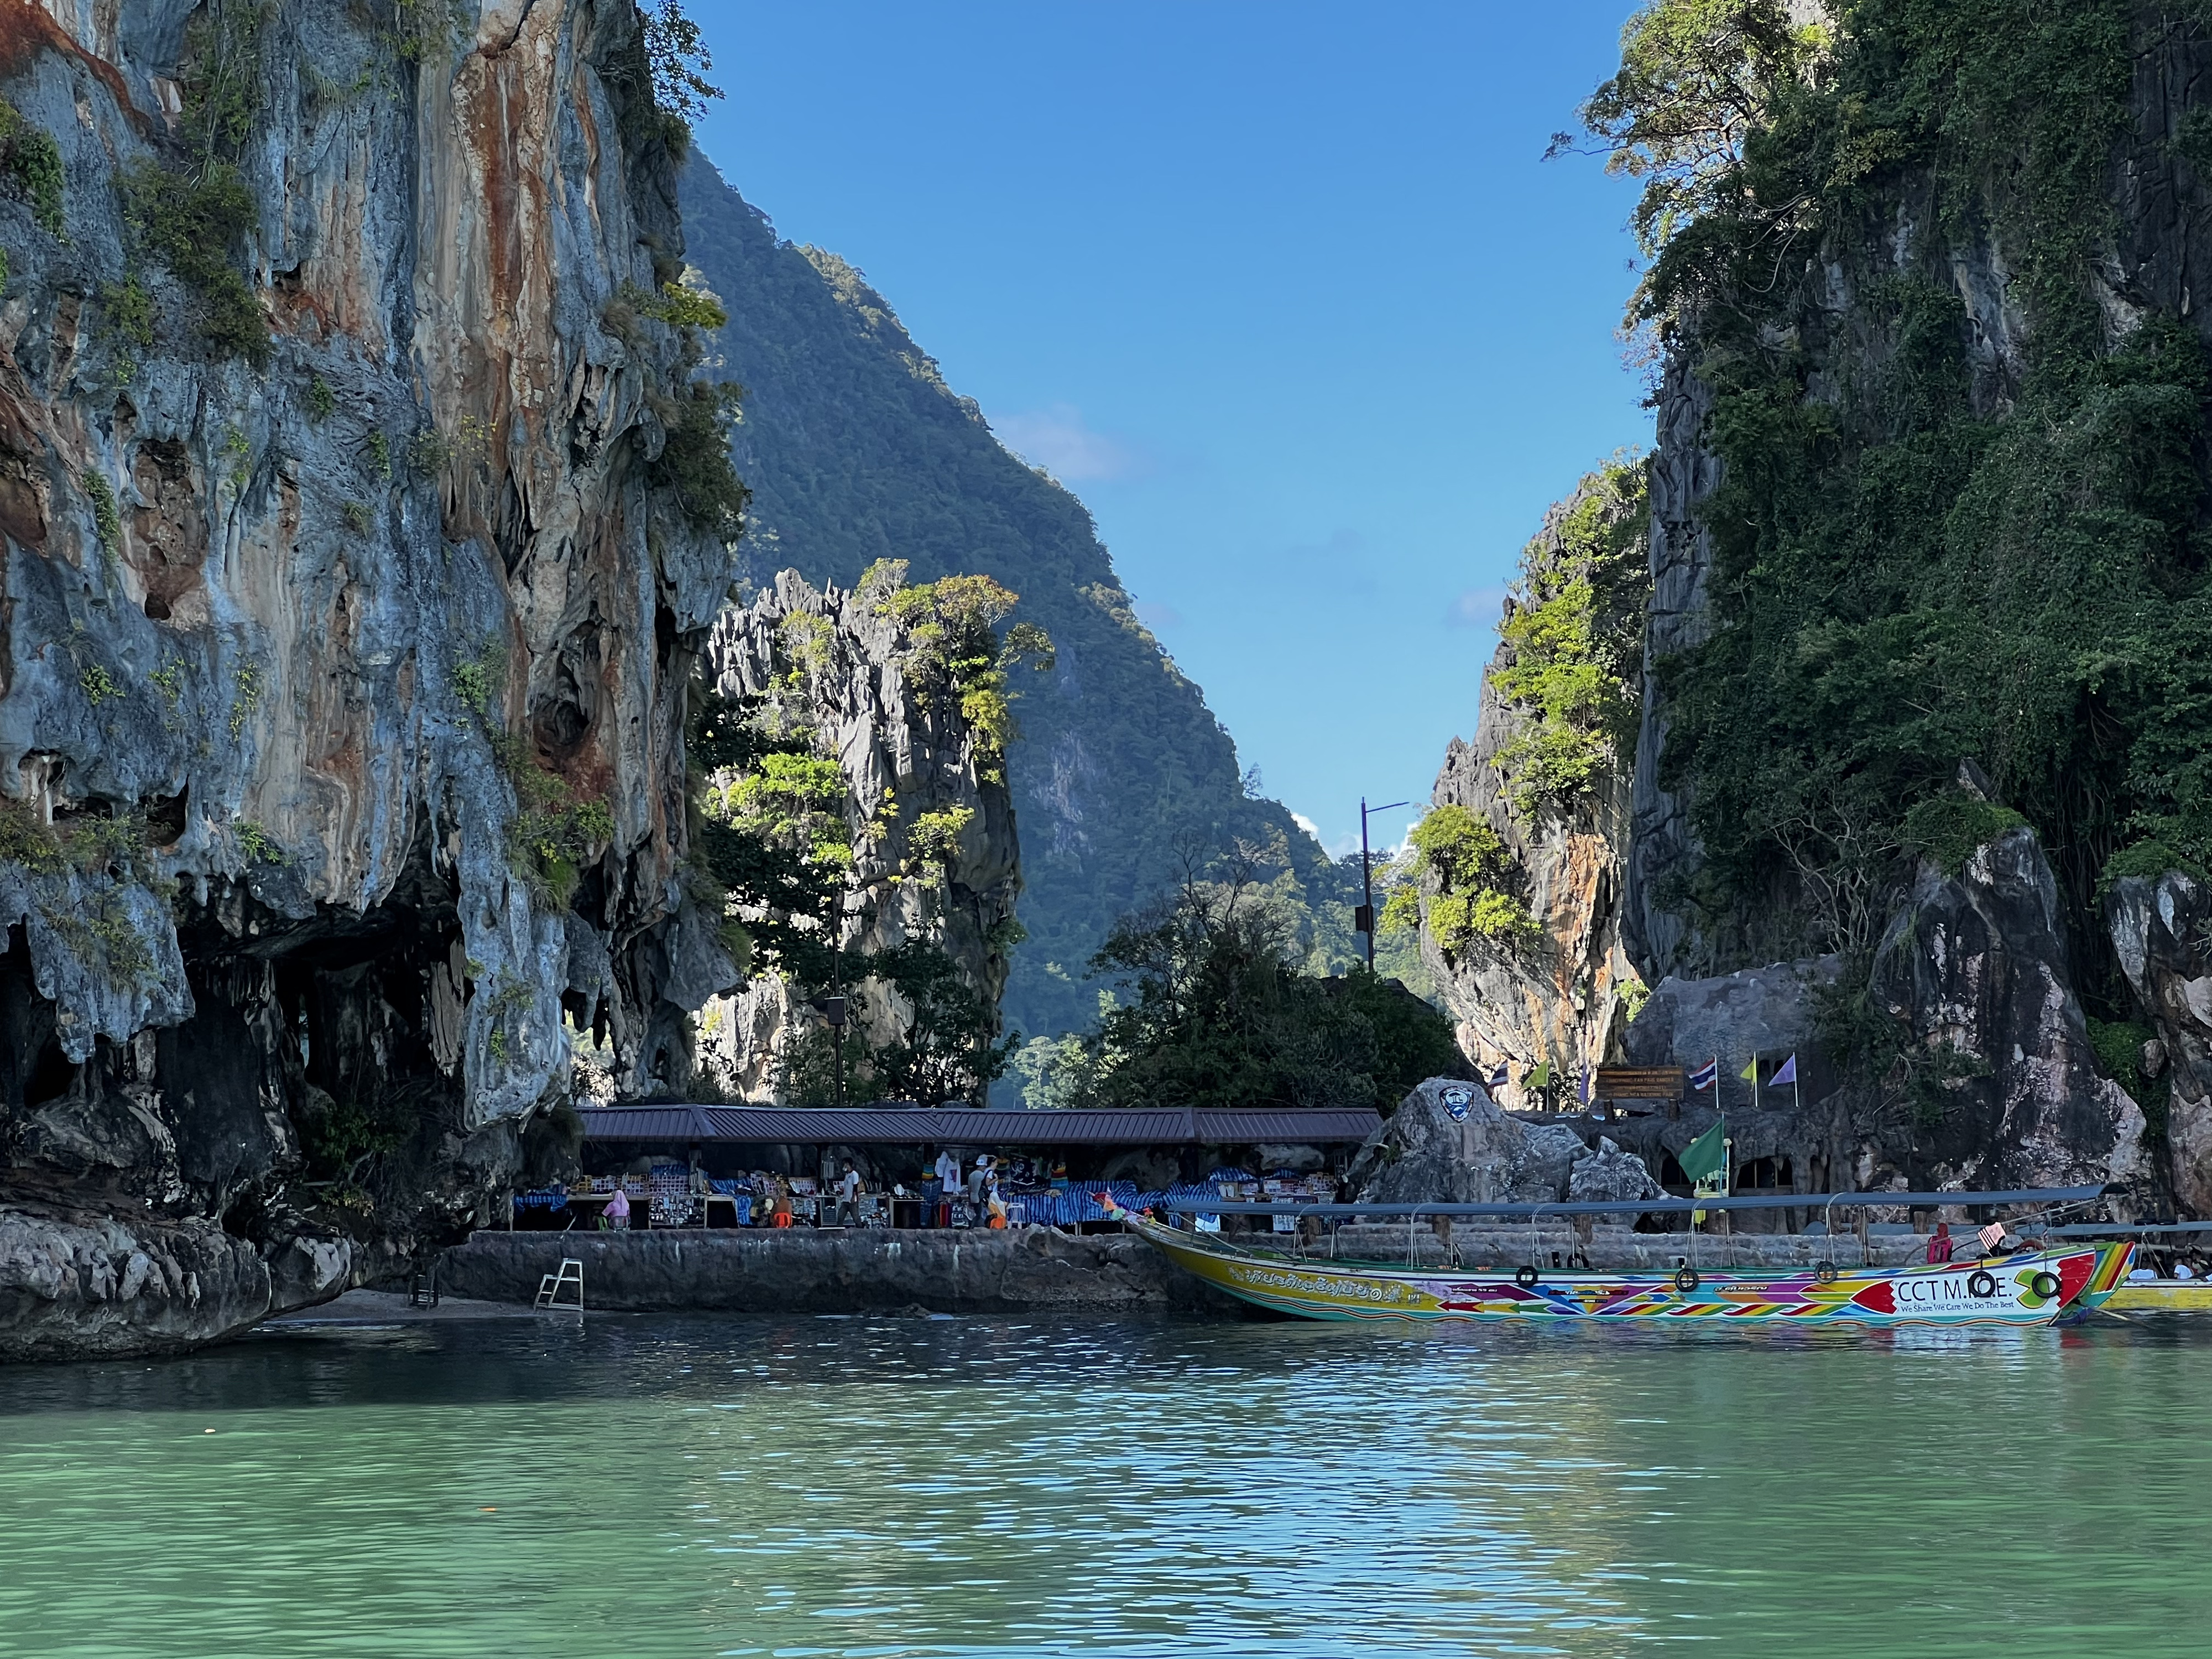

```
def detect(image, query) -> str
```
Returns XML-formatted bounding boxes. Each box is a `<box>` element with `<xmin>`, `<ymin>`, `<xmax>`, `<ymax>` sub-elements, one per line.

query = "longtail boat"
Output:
<box><xmin>1102</xmin><ymin>1197</ymin><xmax>2134</xmax><ymax>1328</ymax></box>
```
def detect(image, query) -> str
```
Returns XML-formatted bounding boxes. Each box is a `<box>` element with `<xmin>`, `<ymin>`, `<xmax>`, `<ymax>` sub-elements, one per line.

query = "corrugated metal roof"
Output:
<box><xmin>577</xmin><ymin>1104</ymin><xmax>1380</xmax><ymax>1146</ymax></box>
<box><xmin>1193</xmin><ymin>1108</ymin><xmax>1380</xmax><ymax>1142</ymax></box>
<box><xmin>572</xmin><ymin>1106</ymin><xmax>719</xmax><ymax>1141</ymax></box>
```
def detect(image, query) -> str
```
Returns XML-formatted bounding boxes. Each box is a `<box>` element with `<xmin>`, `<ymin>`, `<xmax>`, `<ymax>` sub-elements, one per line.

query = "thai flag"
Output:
<box><xmin>1688</xmin><ymin>1058</ymin><xmax>1719</xmax><ymax>1092</ymax></box>
<box><xmin>1486</xmin><ymin>1061</ymin><xmax>1509</xmax><ymax>1091</ymax></box>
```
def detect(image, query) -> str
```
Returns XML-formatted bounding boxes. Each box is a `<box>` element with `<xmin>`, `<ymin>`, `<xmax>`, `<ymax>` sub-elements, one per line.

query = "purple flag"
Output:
<box><xmin>1770</xmin><ymin>1053</ymin><xmax>1798</xmax><ymax>1087</ymax></box>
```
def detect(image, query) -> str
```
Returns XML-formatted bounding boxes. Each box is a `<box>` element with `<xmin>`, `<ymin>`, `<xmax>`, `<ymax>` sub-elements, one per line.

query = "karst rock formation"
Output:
<box><xmin>0</xmin><ymin>0</ymin><xmax>743</xmax><ymax>1358</ymax></box>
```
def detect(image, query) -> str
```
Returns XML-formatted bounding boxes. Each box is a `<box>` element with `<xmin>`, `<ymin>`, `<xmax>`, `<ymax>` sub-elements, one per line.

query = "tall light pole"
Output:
<box><xmin>1355</xmin><ymin>797</ymin><xmax>1410</xmax><ymax>972</ymax></box>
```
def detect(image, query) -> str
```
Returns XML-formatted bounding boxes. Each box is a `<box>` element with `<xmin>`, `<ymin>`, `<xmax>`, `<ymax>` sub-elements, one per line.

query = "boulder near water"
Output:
<box><xmin>1348</xmin><ymin>1076</ymin><xmax>1662</xmax><ymax>1208</ymax></box>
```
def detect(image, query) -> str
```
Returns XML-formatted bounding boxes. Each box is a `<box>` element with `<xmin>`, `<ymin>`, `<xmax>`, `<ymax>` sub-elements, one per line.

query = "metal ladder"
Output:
<box><xmin>534</xmin><ymin>1257</ymin><xmax>584</xmax><ymax>1313</ymax></box>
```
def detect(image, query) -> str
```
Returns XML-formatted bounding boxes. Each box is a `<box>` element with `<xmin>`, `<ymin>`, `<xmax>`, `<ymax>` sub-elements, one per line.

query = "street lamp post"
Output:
<box><xmin>810</xmin><ymin>940</ymin><xmax>849</xmax><ymax>1109</ymax></box>
<box><xmin>1355</xmin><ymin>796</ymin><xmax>1411</xmax><ymax>972</ymax></box>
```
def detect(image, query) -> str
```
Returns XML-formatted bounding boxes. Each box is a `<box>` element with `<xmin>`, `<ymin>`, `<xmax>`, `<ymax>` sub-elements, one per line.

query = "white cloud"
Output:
<box><xmin>1290</xmin><ymin>811</ymin><xmax>1322</xmax><ymax>839</ymax></box>
<box><xmin>1447</xmin><ymin>583</ymin><xmax>1511</xmax><ymax>630</ymax></box>
<box><xmin>993</xmin><ymin>403</ymin><xmax>1144</xmax><ymax>483</ymax></box>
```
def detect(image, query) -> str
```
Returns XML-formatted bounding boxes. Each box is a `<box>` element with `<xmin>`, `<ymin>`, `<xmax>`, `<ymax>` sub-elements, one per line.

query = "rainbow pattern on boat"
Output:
<box><xmin>1108</xmin><ymin>1204</ymin><xmax>2133</xmax><ymax>1328</ymax></box>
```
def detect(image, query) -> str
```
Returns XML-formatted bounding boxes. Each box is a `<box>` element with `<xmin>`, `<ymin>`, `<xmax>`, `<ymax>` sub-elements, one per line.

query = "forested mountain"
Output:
<box><xmin>677</xmin><ymin>158</ymin><xmax>1355</xmax><ymax>1041</ymax></box>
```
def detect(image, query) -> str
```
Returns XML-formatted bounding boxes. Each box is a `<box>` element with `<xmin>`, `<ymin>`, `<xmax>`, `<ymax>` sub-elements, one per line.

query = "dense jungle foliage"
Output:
<box><xmin>1572</xmin><ymin>0</ymin><xmax>2212</xmax><ymax>1014</ymax></box>
<box><xmin>676</xmin><ymin>158</ymin><xmax>1366</xmax><ymax>1044</ymax></box>
<box><xmin>1009</xmin><ymin>852</ymin><xmax>1468</xmax><ymax>1115</ymax></box>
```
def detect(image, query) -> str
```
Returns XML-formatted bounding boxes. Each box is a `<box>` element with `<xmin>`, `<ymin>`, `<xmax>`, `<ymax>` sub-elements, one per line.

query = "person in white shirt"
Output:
<box><xmin>838</xmin><ymin>1161</ymin><xmax>862</xmax><ymax>1227</ymax></box>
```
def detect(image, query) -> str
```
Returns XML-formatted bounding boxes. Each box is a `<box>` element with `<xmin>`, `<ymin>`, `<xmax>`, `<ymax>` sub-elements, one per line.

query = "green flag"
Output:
<box><xmin>1526</xmin><ymin>1060</ymin><xmax>1553</xmax><ymax>1089</ymax></box>
<box><xmin>1678</xmin><ymin>1117</ymin><xmax>1728</xmax><ymax>1185</ymax></box>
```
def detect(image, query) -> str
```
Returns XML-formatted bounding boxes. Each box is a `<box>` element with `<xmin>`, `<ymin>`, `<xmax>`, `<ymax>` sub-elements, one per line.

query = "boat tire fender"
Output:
<box><xmin>1813</xmin><ymin>1262</ymin><xmax>1839</xmax><ymax>1285</ymax></box>
<box><xmin>1968</xmin><ymin>1269</ymin><xmax>1998</xmax><ymax>1298</ymax></box>
<box><xmin>2030</xmin><ymin>1270</ymin><xmax>2062</xmax><ymax>1300</ymax></box>
<box><xmin>1514</xmin><ymin>1265</ymin><xmax>1540</xmax><ymax>1290</ymax></box>
<box><xmin>1673</xmin><ymin>1266</ymin><xmax>1699</xmax><ymax>1295</ymax></box>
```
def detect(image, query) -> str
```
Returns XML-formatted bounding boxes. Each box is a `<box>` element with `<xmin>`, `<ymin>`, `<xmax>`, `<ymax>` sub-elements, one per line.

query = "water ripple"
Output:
<box><xmin>0</xmin><ymin>1314</ymin><xmax>2208</xmax><ymax>1656</ymax></box>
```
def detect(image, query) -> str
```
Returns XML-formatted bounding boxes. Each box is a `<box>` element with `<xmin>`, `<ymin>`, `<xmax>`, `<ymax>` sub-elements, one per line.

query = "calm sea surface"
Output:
<box><xmin>1</xmin><ymin>1310</ymin><xmax>2207</xmax><ymax>1657</ymax></box>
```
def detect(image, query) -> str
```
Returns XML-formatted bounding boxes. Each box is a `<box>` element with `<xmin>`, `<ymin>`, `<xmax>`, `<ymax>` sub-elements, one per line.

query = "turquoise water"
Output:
<box><xmin>1</xmin><ymin>1311</ymin><xmax>2208</xmax><ymax>1657</ymax></box>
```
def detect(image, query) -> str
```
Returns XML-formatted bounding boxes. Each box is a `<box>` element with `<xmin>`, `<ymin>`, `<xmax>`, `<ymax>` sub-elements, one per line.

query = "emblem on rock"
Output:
<box><xmin>1441</xmin><ymin>1085</ymin><xmax>1475</xmax><ymax>1122</ymax></box>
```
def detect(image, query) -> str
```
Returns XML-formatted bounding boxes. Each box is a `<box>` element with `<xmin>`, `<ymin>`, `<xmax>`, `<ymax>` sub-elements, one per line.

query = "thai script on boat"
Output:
<box><xmin>1234</xmin><ymin>1265</ymin><xmax>1411</xmax><ymax>1304</ymax></box>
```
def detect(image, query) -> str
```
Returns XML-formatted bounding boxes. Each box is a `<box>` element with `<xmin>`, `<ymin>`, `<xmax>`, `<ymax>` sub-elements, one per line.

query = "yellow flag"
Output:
<box><xmin>1738</xmin><ymin>1057</ymin><xmax>1759</xmax><ymax>1081</ymax></box>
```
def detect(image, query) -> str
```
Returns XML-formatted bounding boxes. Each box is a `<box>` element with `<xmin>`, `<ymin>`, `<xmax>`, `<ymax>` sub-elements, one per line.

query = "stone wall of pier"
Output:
<box><xmin>440</xmin><ymin>1226</ymin><xmax>1247</xmax><ymax>1315</ymax></box>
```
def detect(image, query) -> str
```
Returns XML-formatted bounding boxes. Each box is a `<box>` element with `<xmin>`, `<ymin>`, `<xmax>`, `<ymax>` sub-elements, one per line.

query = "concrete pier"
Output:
<box><xmin>436</xmin><ymin>1222</ymin><xmax>1960</xmax><ymax>1315</ymax></box>
<box><xmin>439</xmin><ymin>1225</ymin><xmax>1245</xmax><ymax>1315</ymax></box>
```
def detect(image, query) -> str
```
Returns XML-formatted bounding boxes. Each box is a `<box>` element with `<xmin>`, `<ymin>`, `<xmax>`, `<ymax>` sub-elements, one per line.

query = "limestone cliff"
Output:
<box><xmin>1408</xmin><ymin>2</ymin><xmax>2209</xmax><ymax>1209</ymax></box>
<box><xmin>686</xmin><ymin>568</ymin><xmax>1020</xmax><ymax>1102</ymax></box>
<box><xmin>1415</xmin><ymin>463</ymin><xmax>1647</xmax><ymax>1104</ymax></box>
<box><xmin>2107</xmin><ymin>873</ymin><xmax>2212</xmax><ymax>1216</ymax></box>
<box><xmin>0</xmin><ymin>0</ymin><xmax>732</xmax><ymax>1357</ymax></box>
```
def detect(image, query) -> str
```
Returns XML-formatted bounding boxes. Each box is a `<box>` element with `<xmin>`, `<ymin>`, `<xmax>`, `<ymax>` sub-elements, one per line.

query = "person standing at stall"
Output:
<box><xmin>934</xmin><ymin>1148</ymin><xmax>959</xmax><ymax>1226</ymax></box>
<box><xmin>966</xmin><ymin>1155</ymin><xmax>989</xmax><ymax>1226</ymax></box>
<box><xmin>838</xmin><ymin>1161</ymin><xmax>862</xmax><ymax>1227</ymax></box>
<box><xmin>606</xmin><ymin>1185</ymin><xmax>630</xmax><ymax>1231</ymax></box>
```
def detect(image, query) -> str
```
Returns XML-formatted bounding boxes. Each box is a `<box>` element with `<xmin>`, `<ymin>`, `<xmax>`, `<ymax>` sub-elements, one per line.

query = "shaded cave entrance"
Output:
<box><xmin>0</xmin><ymin>825</ymin><xmax>477</xmax><ymax>1256</ymax></box>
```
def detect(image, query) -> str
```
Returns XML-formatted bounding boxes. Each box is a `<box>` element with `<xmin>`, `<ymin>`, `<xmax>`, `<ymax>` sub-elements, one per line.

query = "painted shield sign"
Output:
<box><xmin>1441</xmin><ymin>1084</ymin><xmax>1475</xmax><ymax>1122</ymax></box>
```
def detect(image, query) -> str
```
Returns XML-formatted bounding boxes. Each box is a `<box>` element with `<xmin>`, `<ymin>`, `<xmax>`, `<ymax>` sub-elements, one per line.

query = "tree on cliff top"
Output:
<box><xmin>1552</xmin><ymin>0</ymin><xmax>1826</xmax><ymax>338</ymax></box>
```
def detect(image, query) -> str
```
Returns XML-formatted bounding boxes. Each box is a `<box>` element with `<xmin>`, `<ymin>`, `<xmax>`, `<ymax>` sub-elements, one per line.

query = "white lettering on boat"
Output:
<box><xmin>1230</xmin><ymin>1265</ymin><xmax>1413</xmax><ymax>1305</ymax></box>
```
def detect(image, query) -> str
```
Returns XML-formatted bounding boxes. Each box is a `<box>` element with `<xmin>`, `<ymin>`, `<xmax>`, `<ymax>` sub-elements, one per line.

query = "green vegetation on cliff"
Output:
<box><xmin>1489</xmin><ymin>458</ymin><xmax>1648</xmax><ymax>817</ymax></box>
<box><xmin>1576</xmin><ymin>0</ymin><xmax>2212</xmax><ymax>992</ymax></box>
<box><xmin>1384</xmin><ymin>805</ymin><xmax>1541</xmax><ymax>953</ymax></box>
<box><xmin>676</xmin><ymin>158</ymin><xmax>1348</xmax><ymax>1042</ymax></box>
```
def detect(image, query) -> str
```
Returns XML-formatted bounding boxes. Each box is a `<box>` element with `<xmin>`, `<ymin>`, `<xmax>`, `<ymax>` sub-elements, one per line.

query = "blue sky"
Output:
<box><xmin>686</xmin><ymin>2</ymin><xmax>1648</xmax><ymax>854</ymax></box>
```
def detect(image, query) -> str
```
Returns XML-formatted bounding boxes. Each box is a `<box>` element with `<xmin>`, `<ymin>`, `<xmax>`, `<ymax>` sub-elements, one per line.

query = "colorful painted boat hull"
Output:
<box><xmin>1121</xmin><ymin>1214</ymin><xmax>2132</xmax><ymax>1328</ymax></box>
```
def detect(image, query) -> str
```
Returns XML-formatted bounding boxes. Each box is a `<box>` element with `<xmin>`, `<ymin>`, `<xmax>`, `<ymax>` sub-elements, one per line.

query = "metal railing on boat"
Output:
<box><xmin>2036</xmin><ymin>1219</ymin><xmax>2212</xmax><ymax>1238</ymax></box>
<box><xmin>1151</xmin><ymin>1186</ymin><xmax>2111</xmax><ymax>1270</ymax></box>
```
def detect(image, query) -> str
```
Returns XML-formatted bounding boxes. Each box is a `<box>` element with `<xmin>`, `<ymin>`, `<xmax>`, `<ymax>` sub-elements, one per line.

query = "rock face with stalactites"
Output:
<box><xmin>1349</xmin><ymin>1076</ymin><xmax>1661</xmax><ymax>1207</ymax></box>
<box><xmin>1869</xmin><ymin>828</ymin><xmax>2150</xmax><ymax>1194</ymax></box>
<box><xmin>690</xmin><ymin>571</ymin><xmax>1020</xmax><ymax>1100</ymax></box>
<box><xmin>2108</xmin><ymin>872</ymin><xmax>2212</xmax><ymax>1214</ymax></box>
<box><xmin>0</xmin><ymin>2</ymin><xmax>733</xmax><ymax>1359</ymax></box>
<box><xmin>1609</xmin><ymin>831</ymin><xmax>2150</xmax><ymax>1201</ymax></box>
